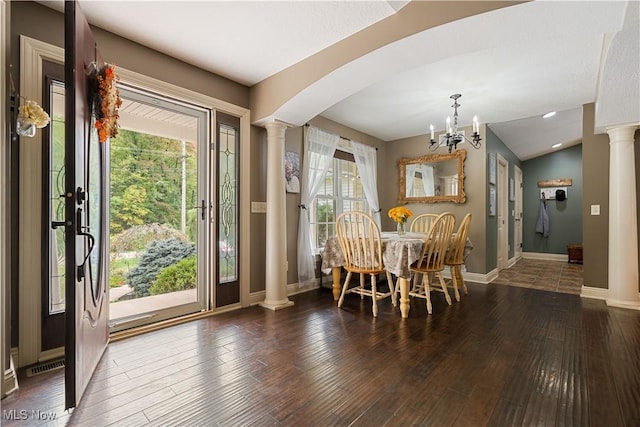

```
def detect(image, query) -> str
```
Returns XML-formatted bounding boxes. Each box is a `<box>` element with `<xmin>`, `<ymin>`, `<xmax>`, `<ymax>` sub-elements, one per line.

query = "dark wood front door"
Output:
<box><xmin>64</xmin><ymin>0</ymin><xmax>109</xmax><ymax>410</ymax></box>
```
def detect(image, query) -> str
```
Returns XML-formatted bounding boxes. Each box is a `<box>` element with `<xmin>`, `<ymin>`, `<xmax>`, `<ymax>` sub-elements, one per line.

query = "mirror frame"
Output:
<box><xmin>397</xmin><ymin>149</ymin><xmax>466</xmax><ymax>204</ymax></box>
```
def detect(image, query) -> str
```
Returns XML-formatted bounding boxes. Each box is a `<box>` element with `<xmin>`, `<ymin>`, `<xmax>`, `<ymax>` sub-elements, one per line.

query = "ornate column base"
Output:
<box><xmin>258</xmin><ymin>299</ymin><xmax>295</xmax><ymax>311</ymax></box>
<box><xmin>606</xmin><ymin>298</ymin><xmax>640</xmax><ymax>311</ymax></box>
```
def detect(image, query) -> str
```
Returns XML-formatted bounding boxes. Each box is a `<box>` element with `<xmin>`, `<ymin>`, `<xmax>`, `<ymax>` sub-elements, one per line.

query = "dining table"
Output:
<box><xmin>321</xmin><ymin>231</ymin><xmax>473</xmax><ymax>318</ymax></box>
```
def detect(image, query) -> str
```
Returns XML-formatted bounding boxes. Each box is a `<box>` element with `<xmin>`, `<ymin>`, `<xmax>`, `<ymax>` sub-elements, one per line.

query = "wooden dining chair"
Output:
<box><xmin>407</xmin><ymin>212</ymin><xmax>456</xmax><ymax>314</ymax></box>
<box><xmin>445</xmin><ymin>213</ymin><xmax>472</xmax><ymax>301</ymax></box>
<box><xmin>336</xmin><ymin>211</ymin><xmax>395</xmax><ymax>317</ymax></box>
<box><xmin>410</xmin><ymin>213</ymin><xmax>439</xmax><ymax>233</ymax></box>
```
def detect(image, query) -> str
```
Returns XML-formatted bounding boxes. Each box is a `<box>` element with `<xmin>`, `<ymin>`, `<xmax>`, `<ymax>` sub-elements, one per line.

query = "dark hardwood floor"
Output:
<box><xmin>2</xmin><ymin>281</ymin><xmax>639</xmax><ymax>426</ymax></box>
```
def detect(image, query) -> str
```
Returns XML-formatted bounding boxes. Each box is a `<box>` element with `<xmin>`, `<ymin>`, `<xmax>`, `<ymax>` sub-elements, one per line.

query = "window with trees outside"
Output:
<box><xmin>310</xmin><ymin>153</ymin><xmax>369</xmax><ymax>253</ymax></box>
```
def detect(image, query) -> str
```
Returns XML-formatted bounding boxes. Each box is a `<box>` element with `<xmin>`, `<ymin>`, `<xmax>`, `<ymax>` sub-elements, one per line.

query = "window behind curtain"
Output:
<box><xmin>310</xmin><ymin>151</ymin><xmax>369</xmax><ymax>252</ymax></box>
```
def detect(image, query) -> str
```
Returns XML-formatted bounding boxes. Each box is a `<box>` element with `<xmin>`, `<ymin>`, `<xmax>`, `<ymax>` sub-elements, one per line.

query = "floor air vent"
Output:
<box><xmin>26</xmin><ymin>358</ymin><xmax>65</xmax><ymax>377</ymax></box>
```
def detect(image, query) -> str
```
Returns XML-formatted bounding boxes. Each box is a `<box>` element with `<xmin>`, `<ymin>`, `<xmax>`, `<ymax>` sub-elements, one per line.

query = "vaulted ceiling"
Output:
<box><xmin>39</xmin><ymin>0</ymin><xmax>638</xmax><ymax>160</ymax></box>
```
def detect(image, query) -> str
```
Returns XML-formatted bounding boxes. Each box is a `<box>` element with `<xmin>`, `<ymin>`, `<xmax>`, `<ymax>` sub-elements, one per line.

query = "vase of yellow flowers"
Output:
<box><xmin>388</xmin><ymin>206</ymin><xmax>413</xmax><ymax>235</ymax></box>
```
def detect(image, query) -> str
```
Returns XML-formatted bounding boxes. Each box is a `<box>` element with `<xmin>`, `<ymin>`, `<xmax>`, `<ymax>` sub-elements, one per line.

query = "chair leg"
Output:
<box><xmin>423</xmin><ymin>274</ymin><xmax>433</xmax><ymax>314</ymax></box>
<box><xmin>457</xmin><ymin>266</ymin><xmax>468</xmax><ymax>294</ymax></box>
<box><xmin>437</xmin><ymin>272</ymin><xmax>452</xmax><ymax>305</ymax></box>
<box><xmin>337</xmin><ymin>271</ymin><xmax>353</xmax><ymax>308</ymax></box>
<box><xmin>360</xmin><ymin>273</ymin><xmax>365</xmax><ymax>300</ymax></box>
<box><xmin>411</xmin><ymin>272</ymin><xmax>421</xmax><ymax>293</ymax></box>
<box><xmin>387</xmin><ymin>271</ymin><xmax>397</xmax><ymax>306</ymax></box>
<box><xmin>450</xmin><ymin>266</ymin><xmax>460</xmax><ymax>302</ymax></box>
<box><xmin>370</xmin><ymin>274</ymin><xmax>378</xmax><ymax>317</ymax></box>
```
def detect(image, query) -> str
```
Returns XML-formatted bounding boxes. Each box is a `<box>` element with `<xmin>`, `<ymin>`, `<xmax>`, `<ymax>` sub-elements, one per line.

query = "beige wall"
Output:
<box><xmin>382</xmin><ymin>125</ymin><xmax>488</xmax><ymax>275</ymax></box>
<box><xmin>249</xmin><ymin>126</ymin><xmax>267</xmax><ymax>293</ymax></box>
<box><xmin>281</xmin><ymin>120</ymin><xmax>495</xmax><ymax>284</ymax></box>
<box><xmin>10</xmin><ymin>2</ymin><xmax>248</xmax><ymax>109</ymax></box>
<box><xmin>581</xmin><ymin>103</ymin><xmax>609</xmax><ymax>289</ymax></box>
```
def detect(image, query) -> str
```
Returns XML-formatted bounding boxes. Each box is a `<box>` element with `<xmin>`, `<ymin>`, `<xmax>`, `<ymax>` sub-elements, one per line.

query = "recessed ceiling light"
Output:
<box><xmin>542</xmin><ymin>111</ymin><xmax>557</xmax><ymax>119</ymax></box>
<box><xmin>552</xmin><ymin>143</ymin><xmax>562</xmax><ymax>148</ymax></box>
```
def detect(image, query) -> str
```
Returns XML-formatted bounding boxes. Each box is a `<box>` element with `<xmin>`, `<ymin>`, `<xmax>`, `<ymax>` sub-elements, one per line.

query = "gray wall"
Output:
<box><xmin>521</xmin><ymin>144</ymin><xmax>583</xmax><ymax>254</ymax></box>
<box><xmin>485</xmin><ymin>126</ymin><xmax>522</xmax><ymax>270</ymax></box>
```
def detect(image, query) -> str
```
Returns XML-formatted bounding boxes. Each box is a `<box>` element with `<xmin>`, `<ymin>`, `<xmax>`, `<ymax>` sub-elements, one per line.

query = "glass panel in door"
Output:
<box><xmin>49</xmin><ymin>81</ymin><xmax>66</xmax><ymax>315</ymax></box>
<box><xmin>215</xmin><ymin>113</ymin><xmax>240</xmax><ymax>307</ymax></box>
<box><xmin>108</xmin><ymin>87</ymin><xmax>209</xmax><ymax>332</ymax></box>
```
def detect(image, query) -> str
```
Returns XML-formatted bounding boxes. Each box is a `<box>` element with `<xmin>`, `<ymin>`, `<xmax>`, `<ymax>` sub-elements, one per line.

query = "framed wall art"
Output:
<box><xmin>489</xmin><ymin>185</ymin><xmax>496</xmax><ymax>216</ymax></box>
<box><xmin>509</xmin><ymin>178</ymin><xmax>515</xmax><ymax>201</ymax></box>
<box><xmin>285</xmin><ymin>151</ymin><xmax>300</xmax><ymax>193</ymax></box>
<box><xmin>488</xmin><ymin>152</ymin><xmax>497</xmax><ymax>185</ymax></box>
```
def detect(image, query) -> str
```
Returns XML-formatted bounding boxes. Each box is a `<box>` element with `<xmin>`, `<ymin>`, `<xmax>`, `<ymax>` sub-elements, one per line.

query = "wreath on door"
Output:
<box><xmin>93</xmin><ymin>63</ymin><xmax>122</xmax><ymax>143</ymax></box>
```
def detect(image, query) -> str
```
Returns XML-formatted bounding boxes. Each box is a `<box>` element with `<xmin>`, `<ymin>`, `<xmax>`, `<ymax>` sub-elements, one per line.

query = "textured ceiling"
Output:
<box><xmin>38</xmin><ymin>0</ymin><xmax>636</xmax><ymax>160</ymax></box>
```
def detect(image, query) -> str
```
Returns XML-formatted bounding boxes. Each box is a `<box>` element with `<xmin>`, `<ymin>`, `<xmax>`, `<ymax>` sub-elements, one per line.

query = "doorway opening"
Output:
<box><xmin>107</xmin><ymin>87</ymin><xmax>211</xmax><ymax>332</ymax></box>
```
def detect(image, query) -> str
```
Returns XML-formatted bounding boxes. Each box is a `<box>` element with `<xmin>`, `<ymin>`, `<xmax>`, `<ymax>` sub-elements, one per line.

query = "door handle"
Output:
<box><xmin>51</xmin><ymin>220</ymin><xmax>71</xmax><ymax>229</ymax></box>
<box><xmin>189</xmin><ymin>200</ymin><xmax>207</xmax><ymax>220</ymax></box>
<box><xmin>76</xmin><ymin>207</ymin><xmax>96</xmax><ymax>281</ymax></box>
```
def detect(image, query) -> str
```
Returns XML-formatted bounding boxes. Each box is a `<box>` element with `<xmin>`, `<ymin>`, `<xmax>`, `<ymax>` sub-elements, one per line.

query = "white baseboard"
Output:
<box><xmin>250</xmin><ymin>279</ymin><xmax>323</xmax><ymax>306</ymax></box>
<box><xmin>2</xmin><ymin>352</ymin><xmax>19</xmax><ymax>398</ymax></box>
<box><xmin>10</xmin><ymin>347</ymin><xmax>18</xmax><ymax>370</ymax></box>
<box><xmin>288</xmin><ymin>281</ymin><xmax>320</xmax><ymax>296</ymax></box>
<box><xmin>580</xmin><ymin>286</ymin><xmax>608</xmax><ymax>300</ymax></box>
<box><xmin>39</xmin><ymin>346</ymin><xmax>64</xmax><ymax>363</ymax></box>
<box><xmin>251</xmin><ymin>270</ymin><xmax>506</xmax><ymax>306</ymax></box>
<box><xmin>249</xmin><ymin>291</ymin><xmax>266</xmax><ymax>306</ymax></box>
<box><xmin>523</xmin><ymin>252</ymin><xmax>568</xmax><ymax>262</ymax></box>
<box><xmin>438</xmin><ymin>269</ymin><xmax>496</xmax><ymax>285</ymax></box>
<box><xmin>507</xmin><ymin>257</ymin><xmax>518</xmax><ymax>268</ymax></box>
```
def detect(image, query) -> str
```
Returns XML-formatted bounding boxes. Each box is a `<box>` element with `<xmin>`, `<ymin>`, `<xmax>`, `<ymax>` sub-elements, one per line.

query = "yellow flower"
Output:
<box><xmin>388</xmin><ymin>206</ymin><xmax>413</xmax><ymax>224</ymax></box>
<box><xmin>18</xmin><ymin>100</ymin><xmax>50</xmax><ymax>128</ymax></box>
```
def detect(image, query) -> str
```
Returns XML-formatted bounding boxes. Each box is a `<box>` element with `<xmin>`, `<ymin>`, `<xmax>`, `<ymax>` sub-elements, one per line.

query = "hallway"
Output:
<box><xmin>492</xmin><ymin>258</ymin><xmax>583</xmax><ymax>295</ymax></box>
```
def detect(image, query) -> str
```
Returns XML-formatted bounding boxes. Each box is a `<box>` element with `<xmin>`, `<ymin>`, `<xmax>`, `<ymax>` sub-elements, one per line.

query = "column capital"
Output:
<box><xmin>607</xmin><ymin>125</ymin><xmax>639</xmax><ymax>143</ymax></box>
<box><xmin>264</xmin><ymin>121</ymin><xmax>289</xmax><ymax>136</ymax></box>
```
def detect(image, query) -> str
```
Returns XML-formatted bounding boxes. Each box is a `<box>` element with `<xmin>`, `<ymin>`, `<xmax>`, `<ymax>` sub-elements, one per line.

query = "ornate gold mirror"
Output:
<box><xmin>398</xmin><ymin>149</ymin><xmax>466</xmax><ymax>204</ymax></box>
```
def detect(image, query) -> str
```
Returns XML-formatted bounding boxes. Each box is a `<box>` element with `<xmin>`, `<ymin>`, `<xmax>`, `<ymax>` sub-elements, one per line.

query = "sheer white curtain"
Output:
<box><xmin>352</xmin><ymin>140</ymin><xmax>382</xmax><ymax>227</ymax></box>
<box><xmin>420</xmin><ymin>164</ymin><xmax>435</xmax><ymax>196</ymax></box>
<box><xmin>406</xmin><ymin>164</ymin><xmax>417</xmax><ymax>197</ymax></box>
<box><xmin>297</xmin><ymin>126</ymin><xmax>339</xmax><ymax>286</ymax></box>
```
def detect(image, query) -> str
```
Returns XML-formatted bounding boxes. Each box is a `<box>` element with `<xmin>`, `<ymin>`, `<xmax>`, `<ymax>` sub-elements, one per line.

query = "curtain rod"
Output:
<box><xmin>304</xmin><ymin>123</ymin><xmax>378</xmax><ymax>150</ymax></box>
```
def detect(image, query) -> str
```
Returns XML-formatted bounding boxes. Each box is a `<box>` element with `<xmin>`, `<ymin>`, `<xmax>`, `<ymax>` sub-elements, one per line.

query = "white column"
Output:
<box><xmin>259</xmin><ymin>122</ymin><xmax>294</xmax><ymax>311</ymax></box>
<box><xmin>607</xmin><ymin>125</ymin><xmax>640</xmax><ymax>310</ymax></box>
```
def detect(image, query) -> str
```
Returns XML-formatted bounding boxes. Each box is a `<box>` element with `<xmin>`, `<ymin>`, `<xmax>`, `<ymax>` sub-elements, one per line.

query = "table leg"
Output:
<box><xmin>332</xmin><ymin>267</ymin><xmax>342</xmax><ymax>301</ymax></box>
<box><xmin>398</xmin><ymin>277</ymin><xmax>410</xmax><ymax>318</ymax></box>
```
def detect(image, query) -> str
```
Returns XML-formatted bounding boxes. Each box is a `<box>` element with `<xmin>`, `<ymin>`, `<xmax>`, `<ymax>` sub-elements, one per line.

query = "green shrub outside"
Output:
<box><xmin>126</xmin><ymin>238</ymin><xmax>195</xmax><ymax>297</ymax></box>
<box><xmin>149</xmin><ymin>257</ymin><xmax>196</xmax><ymax>295</ymax></box>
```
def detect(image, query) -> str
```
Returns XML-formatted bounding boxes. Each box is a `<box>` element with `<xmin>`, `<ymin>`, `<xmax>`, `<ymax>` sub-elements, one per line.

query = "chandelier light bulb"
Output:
<box><xmin>428</xmin><ymin>93</ymin><xmax>482</xmax><ymax>153</ymax></box>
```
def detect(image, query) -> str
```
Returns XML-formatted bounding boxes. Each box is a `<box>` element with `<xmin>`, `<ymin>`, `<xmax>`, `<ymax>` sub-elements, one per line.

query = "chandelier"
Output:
<box><xmin>429</xmin><ymin>94</ymin><xmax>481</xmax><ymax>153</ymax></box>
